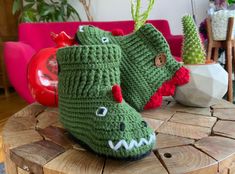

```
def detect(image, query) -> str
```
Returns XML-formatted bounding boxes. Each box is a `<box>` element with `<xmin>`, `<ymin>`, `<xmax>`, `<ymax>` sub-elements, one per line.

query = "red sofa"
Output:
<box><xmin>4</xmin><ymin>20</ymin><xmax>183</xmax><ymax>103</ymax></box>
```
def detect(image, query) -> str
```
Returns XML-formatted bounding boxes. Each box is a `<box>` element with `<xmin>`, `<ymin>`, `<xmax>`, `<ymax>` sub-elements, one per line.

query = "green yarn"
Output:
<box><xmin>76</xmin><ymin>24</ymin><xmax>182</xmax><ymax>111</ymax></box>
<box><xmin>182</xmin><ymin>15</ymin><xmax>206</xmax><ymax>64</ymax></box>
<box><xmin>57</xmin><ymin>45</ymin><xmax>155</xmax><ymax>160</ymax></box>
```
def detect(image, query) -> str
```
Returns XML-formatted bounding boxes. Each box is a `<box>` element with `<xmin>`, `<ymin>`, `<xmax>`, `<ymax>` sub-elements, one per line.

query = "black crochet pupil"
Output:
<box><xmin>98</xmin><ymin>108</ymin><xmax>105</xmax><ymax>115</ymax></box>
<box><xmin>74</xmin><ymin>34</ymin><xmax>82</xmax><ymax>44</ymax></box>
<box><xmin>142</xmin><ymin>121</ymin><xmax>147</xmax><ymax>127</ymax></box>
<box><xmin>120</xmin><ymin>122</ymin><xmax>125</xmax><ymax>131</ymax></box>
<box><xmin>57</xmin><ymin>64</ymin><xmax>61</xmax><ymax>74</ymax></box>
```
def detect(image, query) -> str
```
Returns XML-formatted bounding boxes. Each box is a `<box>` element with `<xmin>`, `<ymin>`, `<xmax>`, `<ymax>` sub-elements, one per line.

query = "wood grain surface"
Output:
<box><xmin>3</xmin><ymin>99</ymin><xmax>235</xmax><ymax>174</ymax></box>
<box><xmin>157</xmin><ymin>122</ymin><xmax>211</xmax><ymax>139</ymax></box>
<box><xmin>158</xmin><ymin>145</ymin><xmax>218</xmax><ymax>174</ymax></box>
<box><xmin>44</xmin><ymin>149</ymin><xmax>105</xmax><ymax>174</ymax></box>
<box><xmin>103</xmin><ymin>152</ymin><xmax>168</xmax><ymax>174</ymax></box>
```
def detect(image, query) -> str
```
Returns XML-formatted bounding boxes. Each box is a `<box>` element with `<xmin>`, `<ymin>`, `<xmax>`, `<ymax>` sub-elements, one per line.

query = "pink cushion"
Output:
<box><xmin>4</xmin><ymin>42</ymin><xmax>36</xmax><ymax>103</ymax></box>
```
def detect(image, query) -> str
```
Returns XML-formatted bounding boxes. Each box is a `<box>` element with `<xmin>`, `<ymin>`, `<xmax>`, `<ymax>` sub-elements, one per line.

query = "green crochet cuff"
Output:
<box><xmin>57</xmin><ymin>45</ymin><xmax>122</xmax><ymax>98</ymax></box>
<box><xmin>57</xmin><ymin>44</ymin><xmax>121</xmax><ymax>68</ymax></box>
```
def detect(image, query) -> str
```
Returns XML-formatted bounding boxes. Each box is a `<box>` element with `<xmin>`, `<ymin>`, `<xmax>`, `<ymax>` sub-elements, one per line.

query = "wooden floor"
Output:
<box><xmin>0</xmin><ymin>92</ymin><xmax>27</xmax><ymax>162</ymax></box>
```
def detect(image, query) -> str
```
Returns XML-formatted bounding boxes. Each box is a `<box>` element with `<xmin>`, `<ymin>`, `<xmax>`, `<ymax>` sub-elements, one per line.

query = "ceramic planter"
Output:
<box><xmin>212</xmin><ymin>10</ymin><xmax>235</xmax><ymax>40</ymax></box>
<box><xmin>174</xmin><ymin>63</ymin><xmax>228</xmax><ymax>107</ymax></box>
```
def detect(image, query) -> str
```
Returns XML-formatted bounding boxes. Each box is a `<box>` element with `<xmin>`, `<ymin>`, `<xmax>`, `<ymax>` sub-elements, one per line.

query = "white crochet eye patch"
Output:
<box><xmin>101</xmin><ymin>37</ymin><xmax>109</xmax><ymax>43</ymax></box>
<box><xmin>96</xmin><ymin>107</ymin><xmax>108</xmax><ymax>117</ymax></box>
<box><xmin>79</xmin><ymin>26</ymin><xmax>84</xmax><ymax>32</ymax></box>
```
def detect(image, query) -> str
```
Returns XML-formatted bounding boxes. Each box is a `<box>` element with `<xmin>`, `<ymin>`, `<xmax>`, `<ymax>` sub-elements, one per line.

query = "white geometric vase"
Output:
<box><xmin>174</xmin><ymin>63</ymin><xmax>228</xmax><ymax>107</ymax></box>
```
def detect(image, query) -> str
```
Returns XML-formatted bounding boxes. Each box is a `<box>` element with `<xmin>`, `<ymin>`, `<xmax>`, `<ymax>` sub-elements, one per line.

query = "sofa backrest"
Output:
<box><xmin>18</xmin><ymin>20</ymin><xmax>171</xmax><ymax>51</ymax></box>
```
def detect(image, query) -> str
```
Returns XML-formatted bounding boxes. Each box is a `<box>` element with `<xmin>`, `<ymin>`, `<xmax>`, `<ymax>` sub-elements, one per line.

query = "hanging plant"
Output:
<box><xmin>12</xmin><ymin>0</ymin><xmax>81</xmax><ymax>22</ymax></box>
<box><xmin>131</xmin><ymin>0</ymin><xmax>155</xmax><ymax>31</ymax></box>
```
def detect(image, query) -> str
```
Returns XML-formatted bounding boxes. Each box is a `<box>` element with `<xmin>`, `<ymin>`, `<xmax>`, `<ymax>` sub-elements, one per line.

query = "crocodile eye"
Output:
<box><xmin>101</xmin><ymin>37</ymin><xmax>109</xmax><ymax>43</ymax></box>
<box><xmin>142</xmin><ymin>121</ymin><xmax>147</xmax><ymax>127</ymax></box>
<box><xmin>96</xmin><ymin>107</ymin><xmax>108</xmax><ymax>117</ymax></box>
<box><xmin>120</xmin><ymin>122</ymin><xmax>125</xmax><ymax>131</ymax></box>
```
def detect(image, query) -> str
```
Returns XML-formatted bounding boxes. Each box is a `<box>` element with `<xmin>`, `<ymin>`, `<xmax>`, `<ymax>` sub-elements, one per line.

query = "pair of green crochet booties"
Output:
<box><xmin>57</xmin><ymin>24</ymin><xmax>189</xmax><ymax>160</ymax></box>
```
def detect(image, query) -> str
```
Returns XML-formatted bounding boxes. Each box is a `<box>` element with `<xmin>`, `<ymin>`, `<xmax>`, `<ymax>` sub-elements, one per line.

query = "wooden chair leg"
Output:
<box><xmin>233</xmin><ymin>46</ymin><xmax>235</xmax><ymax>84</ymax></box>
<box><xmin>226</xmin><ymin>43</ymin><xmax>233</xmax><ymax>102</ymax></box>
<box><xmin>207</xmin><ymin>43</ymin><xmax>213</xmax><ymax>61</ymax></box>
<box><xmin>213</xmin><ymin>47</ymin><xmax>219</xmax><ymax>62</ymax></box>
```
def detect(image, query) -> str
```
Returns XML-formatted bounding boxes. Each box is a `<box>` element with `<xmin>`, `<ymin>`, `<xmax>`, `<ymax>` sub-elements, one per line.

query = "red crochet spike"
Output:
<box><xmin>144</xmin><ymin>92</ymin><xmax>163</xmax><ymax>110</ymax></box>
<box><xmin>112</xmin><ymin>85</ymin><xmax>123</xmax><ymax>103</ymax></box>
<box><xmin>144</xmin><ymin>66</ymin><xmax>190</xmax><ymax>110</ymax></box>
<box><xmin>111</xmin><ymin>29</ymin><xmax>124</xmax><ymax>36</ymax></box>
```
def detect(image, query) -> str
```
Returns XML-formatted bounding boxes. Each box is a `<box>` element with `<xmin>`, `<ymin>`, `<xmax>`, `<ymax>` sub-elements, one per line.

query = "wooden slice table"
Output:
<box><xmin>3</xmin><ymin>99</ymin><xmax>235</xmax><ymax>174</ymax></box>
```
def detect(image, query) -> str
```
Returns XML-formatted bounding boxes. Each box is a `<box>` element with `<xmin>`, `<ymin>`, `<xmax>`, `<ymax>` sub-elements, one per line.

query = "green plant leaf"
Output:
<box><xmin>49</xmin><ymin>0</ymin><xmax>59</xmax><ymax>4</ymax></box>
<box><xmin>24</xmin><ymin>0</ymin><xmax>35</xmax><ymax>2</ymax></box>
<box><xmin>67</xmin><ymin>6</ymin><xmax>71</xmax><ymax>17</ymax></box>
<box><xmin>131</xmin><ymin>0</ymin><xmax>155</xmax><ymax>31</ymax></box>
<box><xmin>67</xmin><ymin>4</ymin><xmax>81</xmax><ymax>21</ymax></box>
<box><xmin>227</xmin><ymin>0</ymin><xmax>235</xmax><ymax>4</ymax></box>
<box><xmin>23</xmin><ymin>3</ymin><xmax>35</xmax><ymax>11</ymax></box>
<box><xmin>15</xmin><ymin>0</ymin><xmax>81</xmax><ymax>22</ymax></box>
<box><xmin>57</xmin><ymin>14</ymin><xmax>64</xmax><ymax>22</ymax></box>
<box><xmin>61</xmin><ymin>0</ymin><xmax>67</xmax><ymax>5</ymax></box>
<box><xmin>38</xmin><ymin>5</ymin><xmax>55</xmax><ymax>16</ymax></box>
<box><xmin>22</xmin><ymin>10</ymin><xmax>37</xmax><ymax>22</ymax></box>
<box><xmin>12</xmin><ymin>0</ymin><xmax>21</xmax><ymax>14</ymax></box>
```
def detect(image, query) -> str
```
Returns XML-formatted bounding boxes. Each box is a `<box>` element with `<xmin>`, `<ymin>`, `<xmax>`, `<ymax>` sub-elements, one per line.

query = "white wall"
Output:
<box><xmin>69</xmin><ymin>0</ymin><xmax>209</xmax><ymax>34</ymax></box>
<box><xmin>154</xmin><ymin>0</ymin><xmax>193</xmax><ymax>34</ymax></box>
<box><xmin>194</xmin><ymin>0</ymin><xmax>210</xmax><ymax>26</ymax></box>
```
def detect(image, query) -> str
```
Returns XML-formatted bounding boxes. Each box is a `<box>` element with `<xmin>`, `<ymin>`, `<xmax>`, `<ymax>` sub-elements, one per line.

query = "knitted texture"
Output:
<box><xmin>76</xmin><ymin>24</ymin><xmax>190</xmax><ymax>111</ymax></box>
<box><xmin>57</xmin><ymin>45</ymin><xmax>155</xmax><ymax>160</ymax></box>
<box><xmin>182</xmin><ymin>15</ymin><xmax>206</xmax><ymax>64</ymax></box>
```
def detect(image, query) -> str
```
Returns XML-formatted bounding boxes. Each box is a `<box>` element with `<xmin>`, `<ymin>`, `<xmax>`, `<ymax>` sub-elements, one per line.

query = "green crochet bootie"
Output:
<box><xmin>57</xmin><ymin>45</ymin><xmax>155</xmax><ymax>160</ymax></box>
<box><xmin>75</xmin><ymin>24</ymin><xmax>189</xmax><ymax>111</ymax></box>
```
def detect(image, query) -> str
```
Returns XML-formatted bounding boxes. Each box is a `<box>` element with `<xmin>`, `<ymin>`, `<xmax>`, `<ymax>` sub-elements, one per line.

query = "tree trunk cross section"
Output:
<box><xmin>3</xmin><ymin>101</ymin><xmax>235</xmax><ymax>174</ymax></box>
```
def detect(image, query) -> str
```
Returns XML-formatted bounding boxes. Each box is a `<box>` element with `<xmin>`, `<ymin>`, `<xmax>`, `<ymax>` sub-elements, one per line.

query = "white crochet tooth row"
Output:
<box><xmin>108</xmin><ymin>133</ymin><xmax>156</xmax><ymax>151</ymax></box>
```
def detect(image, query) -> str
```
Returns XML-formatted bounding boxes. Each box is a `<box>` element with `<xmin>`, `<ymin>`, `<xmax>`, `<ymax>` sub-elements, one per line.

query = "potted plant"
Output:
<box><xmin>174</xmin><ymin>15</ymin><xmax>228</xmax><ymax>107</ymax></box>
<box><xmin>12</xmin><ymin>0</ymin><xmax>81</xmax><ymax>22</ymax></box>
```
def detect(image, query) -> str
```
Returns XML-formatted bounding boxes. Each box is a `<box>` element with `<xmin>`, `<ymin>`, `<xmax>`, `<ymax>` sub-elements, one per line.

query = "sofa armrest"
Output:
<box><xmin>166</xmin><ymin>35</ymin><xmax>183</xmax><ymax>57</ymax></box>
<box><xmin>4</xmin><ymin>42</ymin><xmax>36</xmax><ymax>103</ymax></box>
